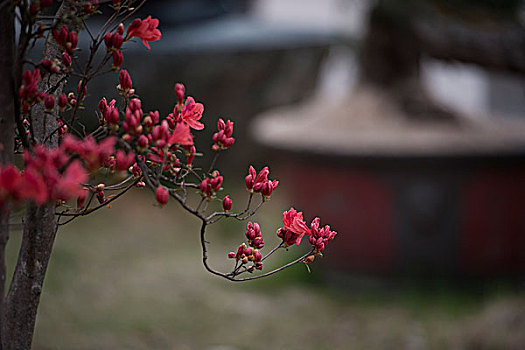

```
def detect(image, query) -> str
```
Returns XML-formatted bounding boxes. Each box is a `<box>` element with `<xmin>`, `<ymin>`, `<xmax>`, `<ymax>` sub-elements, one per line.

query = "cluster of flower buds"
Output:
<box><xmin>61</xmin><ymin>135</ymin><xmax>116</xmax><ymax>171</ymax></box>
<box><xmin>104</xmin><ymin>24</ymin><xmax>125</xmax><ymax>70</ymax></box>
<box><xmin>0</xmin><ymin>142</ymin><xmax>90</xmax><ymax>206</ymax></box>
<box><xmin>277</xmin><ymin>207</ymin><xmax>338</xmax><ymax>254</ymax></box>
<box><xmin>83</xmin><ymin>0</ymin><xmax>99</xmax><ymax>15</ymax></box>
<box><xmin>29</xmin><ymin>0</ymin><xmax>52</xmax><ymax>17</ymax></box>
<box><xmin>147</xmin><ymin>147</ymin><xmax>180</xmax><ymax>173</ymax></box>
<box><xmin>212</xmin><ymin>118</ymin><xmax>235</xmax><ymax>151</ymax></box>
<box><xmin>228</xmin><ymin>243</ymin><xmax>263</xmax><ymax>271</ymax></box>
<box><xmin>117</xmin><ymin>70</ymin><xmax>134</xmax><ymax>97</ymax></box>
<box><xmin>156</xmin><ymin>185</ymin><xmax>169</xmax><ymax>206</ymax></box>
<box><xmin>200</xmin><ymin>170</ymin><xmax>223</xmax><ymax>198</ymax></box>
<box><xmin>100</xmin><ymin>82</ymin><xmax>195</xmax><ymax>176</ymax></box>
<box><xmin>39</xmin><ymin>58</ymin><xmax>61</xmax><ymax>74</ymax></box>
<box><xmin>52</xmin><ymin>26</ymin><xmax>78</xmax><ymax>54</ymax></box>
<box><xmin>19</xmin><ymin>69</ymin><xmax>71</xmax><ymax>118</ymax></box>
<box><xmin>19</xmin><ymin>68</ymin><xmax>40</xmax><ymax>111</ymax></box>
<box><xmin>99</xmin><ymin>98</ymin><xmax>119</xmax><ymax>131</ymax></box>
<box><xmin>151</xmin><ymin>120</ymin><xmax>170</xmax><ymax>148</ymax></box>
<box><xmin>67</xmin><ymin>92</ymin><xmax>77</xmax><ymax>108</ymax></box>
<box><xmin>105</xmin><ymin>150</ymin><xmax>136</xmax><ymax>173</ymax></box>
<box><xmin>244</xmin><ymin>166</ymin><xmax>279</xmax><ymax>199</ymax></box>
<box><xmin>245</xmin><ymin>221</ymin><xmax>264</xmax><ymax>249</ymax></box>
<box><xmin>130</xmin><ymin>159</ymin><xmax>142</xmax><ymax>178</ymax></box>
<box><xmin>123</xmin><ymin>98</ymin><xmax>144</xmax><ymax>137</ymax></box>
<box><xmin>143</xmin><ymin>110</ymin><xmax>159</xmax><ymax>132</ymax></box>
<box><xmin>308</xmin><ymin>217</ymin><xmax>337</xmax><ymax>252</ymax></box>
<box><xmin>57</xmin><ymin>118</ymin><xmax>68</xmax><ymax>138</ymax></box>
<box><xmin>94</xmin><ymin>183</ymin><xmax>106</xmax><ymax>204</ymax></box>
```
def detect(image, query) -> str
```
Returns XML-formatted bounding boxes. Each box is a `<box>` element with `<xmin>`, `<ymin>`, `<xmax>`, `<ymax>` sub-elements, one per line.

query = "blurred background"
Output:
<box><xmin>14</xmin><ymin>0</ymin><xmax>525</xmax><ymax>348</ymax></box>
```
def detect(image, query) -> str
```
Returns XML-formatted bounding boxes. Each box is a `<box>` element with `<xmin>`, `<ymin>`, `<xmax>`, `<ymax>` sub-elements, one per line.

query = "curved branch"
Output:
<box><xmin>199</xmin><ymin>221</ymin><xmax>313</xmax><ymax>282</ymax></box>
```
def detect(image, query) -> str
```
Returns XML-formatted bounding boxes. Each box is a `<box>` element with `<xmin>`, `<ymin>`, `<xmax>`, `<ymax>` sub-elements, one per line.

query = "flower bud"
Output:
<box><xmin>222</xmin><ymin>195</ymin><xmax>232</xmax><ymax>212</ymax></box>
<box><xmin>174</xmin><ymin>83</ymin><xmax>185</xmax><ymax>104</ymax></box>
<box><xmin>253</xmin><ymin>250</ymin><xmax>262</xmax><ymax>262</ymax></box>
<box><xmin>112</xmin><ymin>33</ymin><xmax>123</xmax><ymax>50</ymax></box>
<box><xmin>118</xmin><ymin>69</ymin><xmax>133</xmax><ymax>92</ymax></box>
<box><xmin>104</xmin><ymin>33</ymin><xmax>113</xmax><ymax>49</ymax></box>
<box><xmin>112</xmin><ymin>50</ymin><xmax>123</xmax><ymax>71</ymax></box>
<box><xmin>98</xmin><ymin>97</ymin><xmax>108</xmax><ymax>114</ymax></box>
<box><xmin>57</xmin><ymin>93</ymin><xmax>67</xmax><ymax>112</ymax></box>
<box><xmin>303</xmin><ymin>255</ymin><xmax>315</xmax><ymax>264</ymax></box>
<box><xmin>245</xmin><ymin>174</ymin><xmax>253</xmax><ymax>190</ymax></box>
<box><xmin>137</xmin><ymin>134</ymin><xmax>149</xmax><ymax>151</ymax></box>
<box><xmin>44</xmin><ymin>95</ymin><xmax>54</xmax><ymax>112</ymax></box>
<box><xmin>96</xmin><ymin>190</ymin><xmax>105</xmax><ymax>204</ymax></box>
<box><xmin>156</xmin><ymin>186</ymin><xmax>169</xmax><ymax>206</ymax></box>
<box><xmin>117</xmin><ymin>23</ymin><xmax>124</xmax><ymax>35</ymax></box>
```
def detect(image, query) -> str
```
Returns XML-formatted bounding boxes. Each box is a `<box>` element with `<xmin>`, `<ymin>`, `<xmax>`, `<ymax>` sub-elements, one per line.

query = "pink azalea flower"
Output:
<box><xmin>18</xmin><ymin>167</ymin><xmax>48</xmax><ymax>204</ymax></box>
<box><xmin>126</xmin><ymin>16</ymin><xmax>161</xmax><ymax>50</ymax></box>
<box><xmin>180</xmin><ymin>97</ymin><xmax>204</xmax><ymax>130</ymax></box>
<box><xmin>168</xmin><ymin>122</ymin><xmax>193</xmax><ymax>146</ymax></box>
<box><xmin>281</xmin><ymin>207</ymin><xmax>310</xmax><ymax>245</ymax></box>
<box><xmin>54</xmin><ymin>161</ymin><xmax>88</xmax><ymax>200</ymax></box>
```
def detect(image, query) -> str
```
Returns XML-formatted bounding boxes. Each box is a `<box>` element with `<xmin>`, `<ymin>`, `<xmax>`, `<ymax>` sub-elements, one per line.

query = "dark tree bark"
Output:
<box><xmin>2</xmin><ymin>1</ymin><xmax>81</xmax><ymax>348</ymax></box>
<box><xmin>0</xmin><ymin>1</ymin><xmax>16</xmax><ymax>349</ymax></box>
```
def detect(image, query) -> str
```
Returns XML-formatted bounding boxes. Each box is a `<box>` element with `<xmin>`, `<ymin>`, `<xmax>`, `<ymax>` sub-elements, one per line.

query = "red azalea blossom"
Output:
<box><xmin>179</xmin><ymin>97</ymin><xmax>204</xmax><ymax>130</ymax></box>
<box><xmin>115</xmin><ymin>150</ymin><xmax>135</xmax><ymax>171</ymax></box>
<box><xmin>278</xmin><ymin>207</ymin><xmax>310</xmax><ymax>246</ymax></box>
<box><xmin>126</xmin><ymin>16</ymin><xmax>161</xmax><ymax>50</ymax></box>
<box><xmin>54</xmin><ymin>161</ymin><xmax>88</xmax><ymax>200</ymax></box>
<box><xmin>18</xmin><ymin>167</ymin><xmax>47</xmax><ymax>204</ymax></box>
<box><xmin>168</xmin><ymin>122</ymin><xmax>193</xmax><ymax>146</ymax></box>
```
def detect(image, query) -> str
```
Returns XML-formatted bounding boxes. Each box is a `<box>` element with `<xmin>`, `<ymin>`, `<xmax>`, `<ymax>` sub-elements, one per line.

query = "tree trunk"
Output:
<box><xmin>3</xmin><ymin>1</ymin><xmax>80</xmax><ymax>348</ymax></box>
<box><xmin>3</xmin><ymin>204</ymin><xmax>57</xmax><ymax>350</ymax></box>
<box><xmin>0</xmin><ymin>2</ymin><xmax>16</xmax><ymax>349</ymax></box>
